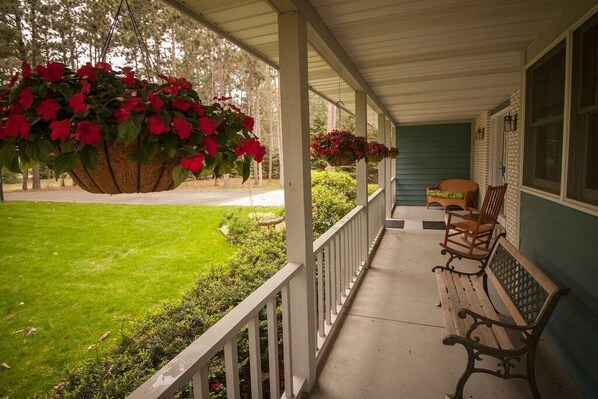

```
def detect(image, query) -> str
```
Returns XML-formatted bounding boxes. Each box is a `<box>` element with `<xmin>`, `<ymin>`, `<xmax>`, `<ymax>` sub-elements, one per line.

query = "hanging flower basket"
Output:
<box><xmin>389</xmin><ymin>147</ymin><xmax>400</xmax><ymax>159</ymax></box>
<box><xmin>0</xmin><ymin>61</ymin><xmax>266</xmax><ymax>194</ymax></box>
<box><xmin>310</xmin><ymin>130</ymin><xmax>366</xmax><ymax>166</ymax></box>
<box><xmin>365</xmin><ymin>141</ymin><xmax>389</xmax><ymax>163</ymax></box>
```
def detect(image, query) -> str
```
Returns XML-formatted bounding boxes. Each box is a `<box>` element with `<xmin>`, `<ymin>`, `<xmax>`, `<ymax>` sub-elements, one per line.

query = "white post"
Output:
<box><xmin>378</xmin><ymin>113</ymin><xmax>387</xmax><ymax>198</ymax></box>
<box><xmin>355</xmin><ymin>91</ymin><xmax>369</xmax><ymax>267</ymax></box>
<box><xmin>278</xmin><ymin>11</ymin><xmax>317</xmax><ymax>392</ymax></box>
<box><xmin>385</xmin><ymin>120</ymin><xmax>393</xmax><ymax>218</ymax></box>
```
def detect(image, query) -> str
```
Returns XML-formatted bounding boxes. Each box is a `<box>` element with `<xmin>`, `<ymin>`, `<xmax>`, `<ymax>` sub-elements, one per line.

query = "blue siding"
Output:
<box><xmin>396</xmin><ymin>123</ymin><xmax>471</xmax><ymax>205</ymax></box>
<box><xmin>519</xmin><ymin>192</ymin><xmax>598</xmax><ymax>396</ymax></box>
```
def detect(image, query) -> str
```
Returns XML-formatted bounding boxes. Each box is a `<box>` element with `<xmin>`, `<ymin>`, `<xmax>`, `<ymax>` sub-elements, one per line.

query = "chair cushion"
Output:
<box><xmin>427</xmin><ymin>190</ymin><xmax>465</xmax><ymax>199</ymax></box>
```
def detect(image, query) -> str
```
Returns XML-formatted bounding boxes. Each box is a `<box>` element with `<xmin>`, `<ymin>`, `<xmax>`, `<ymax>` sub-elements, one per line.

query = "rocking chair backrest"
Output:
<box><xmin>478</xmin><ymin>184</ymin><xmax>507</xmax><ymax>225</ymax></box>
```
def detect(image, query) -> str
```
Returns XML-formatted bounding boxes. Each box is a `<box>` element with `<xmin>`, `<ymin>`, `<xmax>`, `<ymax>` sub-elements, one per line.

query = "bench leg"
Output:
<box><xmin>447</xmin><ymin>346</ymin><xmax>475</xmax><ymax>399</ymax></box>
<box><xmin>527</xmin><ymin>348</ymin><xmax>541</xmax><ymax>399</ymax></box>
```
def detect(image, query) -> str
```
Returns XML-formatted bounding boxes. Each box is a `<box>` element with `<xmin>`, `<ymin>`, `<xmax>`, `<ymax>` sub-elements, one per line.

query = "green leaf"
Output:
<box><xmin>242</xmin><ymin>158</ymin><xmax>250</xmax><ymax>182</ymax></box>
<box><xmin>52</xmin><ymin>152</ymin><xmax>78</xmax><ymax>175</ymax></box>
<box><xmin>80</xmin><ymin>146</ymin><xmax>99</xmax><ymax>170</ymax></box>
<box><xmin>172</xmin><ymin>164</ymin><xmax>188</xmax><ymax>187</ymax></box>
<box><xmin>0</xmin><ymin>143</ymin><xmax>20</xmax><ymax>173</ymax></box>
<box><xmin>53</xmin><ymin>84</ymin><xmax>73</xmax><ymax>100</ymax></box>
<box><xmin>131</xmin><ymin>142</ymin><xmax>159</xmax><ymax>164</ymax></box>
<box><xmin>117</xmin><ymin>118</ymin><xmax>141</xmax><ymax>145</ymax></box>
<box><xmin>18</xmin><ymin>152</ymin><xmax>37</xmax><ymax>170</ymax></box>
<box><xmin>163</xmin><ymin>135</ymin><xmax>178</xmax><ymax>158</ymax></box>
<box><xmin>30</xmin><ymin>139</ymin><xmax>55</xmax><ymax>163</ymax></box>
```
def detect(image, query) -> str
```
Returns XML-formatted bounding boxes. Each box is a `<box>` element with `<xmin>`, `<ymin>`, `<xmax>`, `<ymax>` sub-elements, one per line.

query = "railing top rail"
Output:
<box><xmin>368</xmin><ymin>188</ymin><xmax>384</xmax><ymax>203</ymax></box>
<box><xmin>313</xmin><ymin>205</ymin><xmax>365</xmax><ymax>253</ymax></box>
<box><xmin>391</xmin><ymin>176</ymin><xmax>397</xmax><ymax>182</ymax></box>
<box><xmin>127</xmin><ymin>262</ymin><xmax>303</xmax><ymax>399</ymax></box>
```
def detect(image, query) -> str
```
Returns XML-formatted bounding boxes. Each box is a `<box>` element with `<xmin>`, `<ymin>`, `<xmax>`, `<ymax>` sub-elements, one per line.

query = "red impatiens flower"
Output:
<box><xmin>192</xmin><ymin>103</ymin><xmax>205</xmax><ymax>117</ymax></box>
<box><xmin>199</xmin><ymin>117</ymin><xmax>216</xmax><ymax>135</ymax></box>
<box><xmin>180</xmin><ymin>154</ymin><xmax>204</xmax><ymax>173</ymax></box>
<box><xmin>76</xmin><ymin>62</ymin><xmax>97</xmax><ymax>80</ymax></box>
<box><xmin>5</xmin><ymin>113</ymin><xmax>30</xmax><ymax>138</ymax></box>
<box><xmin>203</xmin><ymin>136</ymin><xmax>218</xmax><ymax>155</ymax></box>
<box><xmin>242</xmin><ymin>116</ymin><xmax>254</xmax><ymax>131</ymax></box>
<box><xmin>36</xmin><ymin>98</ymin><xmax>61</xmax><ymax>121</ymax></box>
<box><xmin>147</xmin><ymin>92</ymin><xmax>164</xmax><ymax>112</ymax></box>
<box><xmin>147</xmin><ymin>115</ymin><xmax>169</xmax><ymax>135</ymax></box>
<box><xmin>8</xmin><ymin>72</ymin><xmax>19</xmax><ymax>88</ymax></box>
<box><xmin>120</xmin><ymin>67</ymin><xmax>136</xmax><ymax>88</ymax></box>
<box><xmin>22</xmin><ymin>60</ymin><xmax>31</xmax><ymax>80</ymax></box>
<box><xmin>235</xmin><ymin>138</ymin><xmax>266</xmax><ymax>162</ymax></box>
<box><xmin>124</xmin><ymin>97</ymin><xmax>143</xmax><ymax>113</ymax></box>
<box><xmin>172</xmin><ymin>98</ymin><xmax>191</xmax><ymax>112</ymax></box>
<box><xmin>80</xmin><ymin>79</ymin><xmax>91</xmax><ymax>95</ymax></box>
<box><xmin>18</xmin><ymin>88</ymin><xmax>34</xmax><ymax>110</ymax></box>
<box><xmin>173</xmin><ymin>117</ymin><xmax>192</xmax><ymax>139</ymax></box>
<box><xmin>49</xmin><ymin>119</ymin><xmax>71</xmax><ymax>140</ymax></box>
<box><xmin>75</xmin><ymin>121</ymin><xmax>101</xmax><ymax>145</ymax></box>
<box><xmin>95</xmin><ymin>62</ymin><xmax>112</xmax><ymax>72</ymax></box>
<box><xmin>113</xmin><ymin>107</ymin><xmax>131</xmax><ymax>124</ymax></box>
<box><xmin>36</xmin><ymin>62</ymin><xmax>65</xmax><ymax>83</ymax></box>
<box><xmin>69</xmin><ymin>93</ymin><xmax>87</xmax><ymax>113</ymax></box>
<box><xmin>0</xmin><ymin>123</ymin><xmax>7</xmax><ymax>140</ymax></box>
<box><xmin>209</xmin><ymin>379</ymin><xmax>221</xmax><ymax>390</ymax></box>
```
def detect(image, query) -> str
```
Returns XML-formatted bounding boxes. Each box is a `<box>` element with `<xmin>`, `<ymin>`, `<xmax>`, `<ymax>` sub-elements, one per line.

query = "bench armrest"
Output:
<box><xmin>457</xmin><ymin>308</ymin><xmax>535</xmax><ymax>332</ymax></box>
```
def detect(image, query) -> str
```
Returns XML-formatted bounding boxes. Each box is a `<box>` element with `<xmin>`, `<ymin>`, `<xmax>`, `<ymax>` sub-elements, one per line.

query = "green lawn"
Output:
<box><xmin>0</xmin><ymin>202</ymin><xmax>248</xmax><ymax>398</ymax></box>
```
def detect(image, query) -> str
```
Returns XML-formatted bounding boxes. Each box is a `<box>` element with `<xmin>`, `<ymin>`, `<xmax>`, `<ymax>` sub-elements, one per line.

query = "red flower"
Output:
<box><xmin>147</xmin><ymin>92</ymin><xmax>164</xmax><ymax>112</ymax></box>
<box><xmin>18</xmin><ymin>88</ymin><xmax>34</xmax><ymax>110</ymax></box>
<box><xmin>0</xmin><ymin>124</ymin><xmax>7</xmax><ymax>140</ymax></box>
<box><xmin>203</xmin><ymin>136</ymin><xmax>218</xmax><ymax>155</ymax></box>
<box><xmin>76</xmin><ymin>62</ymin><xmax>97</xmax><ymax>80</ymax></box>
<box><xmin>242</xmin><ymin>116</ymin><xmax>254</xmax><ymax>131</ymax></box>
<box><xmin>69</xmin><ymin>93</ymin><xmax>87</xmax><ymax>113</ymax></box>
<box><xmin>172</xmin><ymin>98</ymin><xmax>191</xmax><ymax>112</ymax></box>
<box><xmin>147</xmin><ymin>115</ymin><xmax>169</xmax><ymax>135</ymax></box>
<box><xmin>5</xmin><ymin>113</ymin><xmax>30</xmax><ymax>138</ymax></box>
<box><xmin>192</xmin><ymin>103</ymin><xmax>205</xmax><ymax>117</ymax></box>
<box><xmin>210</xmin><ymin>379</ymin><xmax>221</xmax><ymax>390</ymax></box>
<box><xmin>80</xmin><ymin>79</ymin><xmax>91</xmax><ymax>95</ymax></box>
<box><xmin>95</xmin><ymin>62</ymin><xmax>112</xmax><ymax>72</ymax></box>
<box><xmin>124</xmin><ymin>97</ymin><xmax>143</xmax><ymax>113</ymax></box>
<box><xmin>235</xmin><ymin>138</ymin><xmax>266</xmax><ymax>162</ymax></box>
<box><xmin>75</xmin><ymin>121</ymin><xmax>101</xmax><ymax>145</ymax></box>
<box><xmin>50</xmin><ymin>119</ymin><xmax>71</xmax><ymax>140</ymax></box>
<box><xmin>173</xmin><ymin>117</ymin><xmax>192</xmax><ymax>139</ymax></box>
<box><xmin>36</xmin><ymin>98</ymin><xmax>61</xmax><ymax>121</ymax></box>
<box><xmin>199</xmin><ymin>117</ymin><xmax>216</xmax><ymax>135</ymax></box>
<box><xmin>180</xmin><ymin>154</ymin><xmax>204</xmax><ymax>173</ymax></box>
<box><xmin>22</xmin><ymin>60</ymin><xmax>31</xmax><ymax>80</ymax></box>
<box><xmin>8</xmin><ymin>72</ymin><xmax>19</xmax><ymax>88</ymax></box>
<box><xmin>113</xmin><ymin>107</ymin><xmax>131</xmax><ymax>124</ymax></box>
<box><xmin>120</xmin><ymin>67</ymin><xmax>136</xmax><ymax>88</ymax></box>
<box><xmin>36</xmin><ymin>62</ymin><xmax>65</xmax><ymax>83</ymax></box>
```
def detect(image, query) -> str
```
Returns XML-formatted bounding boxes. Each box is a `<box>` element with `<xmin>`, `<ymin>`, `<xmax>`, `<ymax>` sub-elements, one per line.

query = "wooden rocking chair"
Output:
<box><xmin>440</xmin><ymin>184</ymin><xmax>507</xmax><ymax>267</ymax></box>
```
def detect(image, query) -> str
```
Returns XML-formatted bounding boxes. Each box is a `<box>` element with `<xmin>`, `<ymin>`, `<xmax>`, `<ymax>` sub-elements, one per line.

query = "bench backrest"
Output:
<box><xmin>486</xmin><ymin>237</ymin><xmax>569</xmax><ymax>330</ymax></box>
<box><xmin>437</xmin><ymin>179</ymin><xmax>478</xmax><ymax>193</ymax></box>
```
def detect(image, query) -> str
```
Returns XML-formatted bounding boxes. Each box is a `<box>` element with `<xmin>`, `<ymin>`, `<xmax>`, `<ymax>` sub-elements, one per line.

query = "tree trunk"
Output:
<box><xmin>255</xmin><ymin>87</ymin><xmax>262</xmax><ymax>186</ymax></box>
<box><xmin>22</xmin><ymin>170</ymin><xmax>28</xmax><ymax>190</ymax></box>
<box><xmin>276</xmin><ymin>75</ymin><xmax>284</xmax><ymax>186</ymax></box>
<box><xmin>268</xmin><ymin>75</ymin><xmax>274</xmax><ymax>180</ymax></box>
<box><xmin>171</xmin><ymin>19</ymin><xmax>177</xmax><ymax>75</ymax></box>
<box><xmin>32</xmin><ymin>165</ymin><xmax>41</xmax><ymax>190</ymax></box>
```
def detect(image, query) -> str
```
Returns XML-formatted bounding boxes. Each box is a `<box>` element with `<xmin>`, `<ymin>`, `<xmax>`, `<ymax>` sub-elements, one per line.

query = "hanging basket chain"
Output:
<box><xmin>100</xmin><ymin>0</ymin><xmax>159</xmax><ymax>79</ymax></box>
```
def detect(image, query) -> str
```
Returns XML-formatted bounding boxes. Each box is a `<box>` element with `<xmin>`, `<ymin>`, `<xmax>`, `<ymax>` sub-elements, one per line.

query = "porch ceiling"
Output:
<box><xmin>164</xmin><ymin>0</ymin><xmax>574</xmax><ymax>125</ymax></box>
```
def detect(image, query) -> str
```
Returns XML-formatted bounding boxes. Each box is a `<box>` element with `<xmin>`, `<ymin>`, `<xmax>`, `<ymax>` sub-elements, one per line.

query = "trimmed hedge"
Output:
<box><xmin>311</xmin><ymin>171</ymin><xmax>356</xmax><ymax>237</ymax></box>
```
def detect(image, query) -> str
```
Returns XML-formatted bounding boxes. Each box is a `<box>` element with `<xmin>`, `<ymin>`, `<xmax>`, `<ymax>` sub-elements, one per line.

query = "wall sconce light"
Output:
<box><xmin>476</xmin><ymin>127</ymin><xmax>485</xmax><ymax>140</ymax></box>
<box><xmin>504</xmin><ymin>112</ymin><xmax>518</xmax><ymax>132</ymax></box>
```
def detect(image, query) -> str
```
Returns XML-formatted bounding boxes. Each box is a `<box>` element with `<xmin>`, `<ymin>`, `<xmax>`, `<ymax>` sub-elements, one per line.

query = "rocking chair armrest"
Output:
<box><xmin>445</xmin><ymin>209</ymin><xmax>475</xmax><ymax>221</ymax></box>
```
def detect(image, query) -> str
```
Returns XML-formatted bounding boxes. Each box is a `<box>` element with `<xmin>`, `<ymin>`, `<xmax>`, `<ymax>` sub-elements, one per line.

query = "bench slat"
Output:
<box><xmin>449</xmin><ymin>274</ymin><xmax>478</xmax><ymax>340</ymax></box>
<box><xmin>457</xmin><ymin>274</ymin><xmax>498</xmax><ymax>347</ymax></box>
<box><xmin>435</xmin><ymin>270</ymin><xmax>458</xmax><ymax>337</ymax></box>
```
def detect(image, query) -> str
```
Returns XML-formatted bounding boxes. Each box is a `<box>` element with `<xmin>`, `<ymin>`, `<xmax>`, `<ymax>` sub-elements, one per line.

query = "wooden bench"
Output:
<box><xmin>432</xmin><ymin>235</ymin><xmax>569</xmax><ymax>399</ymax></box>
<box><xmin>426</xmin><ymin>179</ymin><xmax>478</xmax><ymax>210</ymax></box>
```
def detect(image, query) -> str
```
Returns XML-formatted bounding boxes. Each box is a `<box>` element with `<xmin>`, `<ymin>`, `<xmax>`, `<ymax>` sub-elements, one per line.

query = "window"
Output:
<box><xmin>524</xmin><ymin>41</ymin><xmax>566</xmax><ymax>194</ymax></box>
<box><xmin>568</xmin><ymin>12</ymin><xmax>598</xmax><ymax>206</ymax></box>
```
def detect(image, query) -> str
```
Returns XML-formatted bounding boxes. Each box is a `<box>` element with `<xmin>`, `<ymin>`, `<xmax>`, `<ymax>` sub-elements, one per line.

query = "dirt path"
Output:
<box><xmin>3</xmin><ymin>187</ymin><xmax>285</xmax><ymax>207</ymax></box>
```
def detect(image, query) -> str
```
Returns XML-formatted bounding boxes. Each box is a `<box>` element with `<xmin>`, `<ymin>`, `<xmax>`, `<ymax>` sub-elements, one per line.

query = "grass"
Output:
<box><xmin>0</xmin><ymin>202</ymin><xmax>257</xmax><ymax>398</ymax></box>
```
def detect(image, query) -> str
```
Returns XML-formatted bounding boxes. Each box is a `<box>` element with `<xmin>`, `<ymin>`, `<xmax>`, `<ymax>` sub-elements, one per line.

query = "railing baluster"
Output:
<box><xmin>192</xmin><ymin>365</ymin><xmax>209</xmax><ymax>399</ymax></box>
<box><xmin>281</xmin><ymin>285</ymin><xmax>294</xmax><ymax>398</ymax></box>
<box><xmin>248</xmin><ymin>315</ymin><xmax>263</xmax><ymax>399</ymax></box>
<box><xmin>325</xmin><ymin>242</ymin><xmax>332</xmax><ymax>325</ymax></box>
<box><xmin>266</xmin><ymin>299</ymin><xmax>280</xmax><ymax>399</ymax></box>
<box><xmin>331</xmin><ymin>236</ymin><xmax>338</xmax><ymax>313</ymax></box>
<box><xmin>345</xmin><ymin>227</ymin><xmax>350</xmax><ymax>292</ymax></box>
<box><xmin>317</xmin><ymin>250</ymin><xmax>324</xmax><ymax>337</ymax></box>
<box><xmin>224</xmin><ymin>338</ymin><xmax>240</xmax><ymax>399</ymax></box>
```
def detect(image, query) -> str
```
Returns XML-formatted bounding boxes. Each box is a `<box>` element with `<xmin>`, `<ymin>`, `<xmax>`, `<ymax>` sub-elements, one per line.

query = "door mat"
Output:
<box><xmin>386</xmin><ymin>219</ymin><xmax>405</xmax><ymax>229</ymax></box>
<box><xmin>422</xmin><ymin>221</ymin><xmax>446</xmax><ymax>230</ymax></box>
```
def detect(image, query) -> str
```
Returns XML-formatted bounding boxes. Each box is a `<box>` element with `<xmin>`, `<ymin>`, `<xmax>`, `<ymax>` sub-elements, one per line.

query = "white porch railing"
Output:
<box><xmin>128</xmin><ymin>188</ymin><xmax>387</xmax><ymax>399</ymax></box>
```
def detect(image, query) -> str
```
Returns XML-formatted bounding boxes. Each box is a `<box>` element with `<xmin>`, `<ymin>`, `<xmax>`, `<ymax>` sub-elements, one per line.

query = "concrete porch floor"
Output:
<box><xmin>306</xmin><ymin>206</ymin><xmax>585</xmax><ymax>399</ymax></box>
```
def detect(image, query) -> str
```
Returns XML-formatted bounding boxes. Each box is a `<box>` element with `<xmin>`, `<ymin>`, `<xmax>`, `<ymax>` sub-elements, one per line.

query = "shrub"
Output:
<box><xmin>311</xmin><ymin>170</ymin><xmax>356</xmax><ymax>201</ymax></box>
<box><xmin>49</xmin><ymin>228</ymin><xmax>287</xmax><ymax>398</ymax></box>
<box><xmin>311</xmin><ymin>171</ymin><xmax>356</xmax><ymax>237</ymax></box>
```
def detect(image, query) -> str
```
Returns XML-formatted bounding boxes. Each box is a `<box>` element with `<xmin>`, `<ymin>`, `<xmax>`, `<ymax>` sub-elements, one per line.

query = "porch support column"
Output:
<box><xmin>385</xmin><ymin>122</ymin><xmax>394</xmax><ymax>218</ymax></box>
<box><xmin>355</xmin><ymin>91</ymin><xmax>369</xmax><ymax>266</ymax></box>
<box><xmin>377</xmin><ymin>113</ymin><xmax>387</xmax><ymax>200</ymax></box>
<box><xmin>278</xmin><ymin>11</ymin><xmax>316</xmax><ymax>392</ymax></box>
